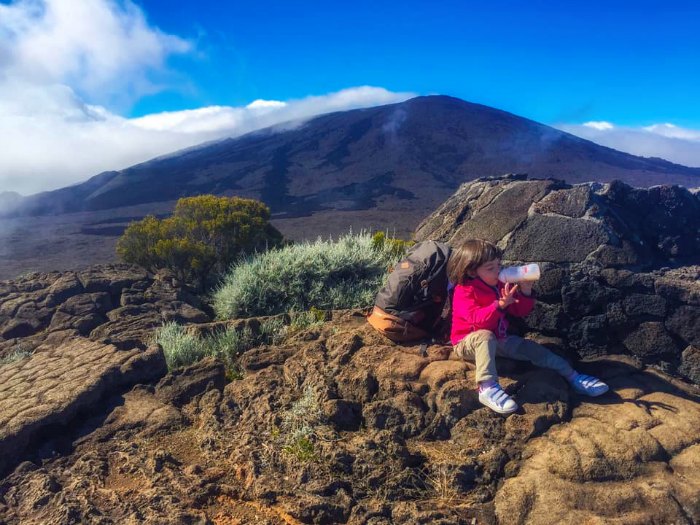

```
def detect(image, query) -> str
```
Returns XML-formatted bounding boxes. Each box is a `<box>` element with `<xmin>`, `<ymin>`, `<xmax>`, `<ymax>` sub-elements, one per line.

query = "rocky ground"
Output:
<box><xmin>0</xmin><ymin>264</ymin><xmax>209</xmax><ymax>357</ymax></box>
<box><xmin>1</xmin><ymin>176</ymin><xmax>699</xmax><ymax>524</ymax></box>
<box><xmin>1</xmin><ymin>310</ymin><xmax>698</xmax><ymax>524</ymax></box>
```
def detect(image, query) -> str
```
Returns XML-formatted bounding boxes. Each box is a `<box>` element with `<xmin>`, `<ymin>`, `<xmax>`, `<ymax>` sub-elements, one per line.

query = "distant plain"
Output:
<box><xmin>0</xmin><ymin>198</ymin><xmax>426</xmax><ymax>280</ymax></box>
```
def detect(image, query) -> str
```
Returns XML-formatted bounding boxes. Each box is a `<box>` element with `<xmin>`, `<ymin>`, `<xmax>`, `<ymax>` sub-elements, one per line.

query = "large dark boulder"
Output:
<box><xmin>416</xmin><ymin>175</ymin><xmax>700</xmax><ymax>383</ymax></box>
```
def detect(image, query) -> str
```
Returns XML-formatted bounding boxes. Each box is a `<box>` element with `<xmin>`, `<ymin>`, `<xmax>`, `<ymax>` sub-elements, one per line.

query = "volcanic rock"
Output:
<box><xmin>1</xmin><ymin>176</ymin><xmax>699</xmax><ymax>524</ymax></box>
<box><xmin>0</xmin><ymin>338</ymin><xmax>165</xmax><ymax>476</ymax></box>
<box><xmin>416</xmin><ymin>176</ymin><xmax>700</xmax><ymax>383</ymax></box>
<box><xmin>0</xmin><ymin>264</ymin><xmax>209</xmax><ymax>357</ymax></box>
<box><xmin>0</xmin><ymin>313</ymin><xmax>697</xmax><ymax>524</ymax></box>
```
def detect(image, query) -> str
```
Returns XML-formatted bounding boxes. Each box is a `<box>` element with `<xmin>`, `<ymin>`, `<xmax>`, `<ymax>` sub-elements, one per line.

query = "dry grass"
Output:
<box><xmin>411</xmin><ymin>441</ymin><xmax>483</xmax><ymax>508</ymax></box>
<box><xmin>421</xmin><ymin>462</ymin><xmax>460</xmax><ymax>505</ymax></box>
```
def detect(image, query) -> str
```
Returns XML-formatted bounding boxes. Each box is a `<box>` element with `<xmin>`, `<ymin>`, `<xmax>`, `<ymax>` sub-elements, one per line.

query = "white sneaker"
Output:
<box><xmin>478</xmin><ymin>383</ymin><xmax>518</xmax><ymax>414</ymax></box>
<box><xmin>570</xmin><ymin>373</ymin><xmax>609</xmax><ymax>397</ymax></box>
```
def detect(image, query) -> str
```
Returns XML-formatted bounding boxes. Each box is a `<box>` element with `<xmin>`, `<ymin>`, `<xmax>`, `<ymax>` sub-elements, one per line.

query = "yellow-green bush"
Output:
<box><xmin>117</xmin><ymin>195</ymin><xmax>282</xmax><ymax>285</ymax></box>
<box><xmin>371</xmin><ymin>231</ymin><xmax>415</xmax><ymax>259</ymax></box>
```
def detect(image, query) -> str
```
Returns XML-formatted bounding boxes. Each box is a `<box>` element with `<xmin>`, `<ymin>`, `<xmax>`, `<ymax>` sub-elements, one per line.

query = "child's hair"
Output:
<box><xmin>447</xmin><ymin>239</ymin><xmax>503</xmax><ymax>285</ymax></box>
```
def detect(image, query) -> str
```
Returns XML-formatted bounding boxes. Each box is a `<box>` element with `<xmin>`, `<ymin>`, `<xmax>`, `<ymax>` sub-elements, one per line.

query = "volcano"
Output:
<box><xmin>2</xmin><ymin>95</ymin><xmax>699</xmax><ymax>279</ymax></box>
<box><xmin>7</xmin><ymin>95</ymin><xmax>700</xmax><ymax>219</ymax></box>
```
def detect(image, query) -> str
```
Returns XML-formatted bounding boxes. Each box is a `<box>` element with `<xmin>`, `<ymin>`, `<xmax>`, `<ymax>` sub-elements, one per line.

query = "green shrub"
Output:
<box><xmin>0</xmin><ymin>347</ymin><xmax>33</xmax><ymax>366</ymax></box>
<box><xmin>213</xmin><ymin>232</ymin><xmax>409</xmax><ymax>319</ymax></box>
<box><xmin>288</xmin><ymin>308</ymin><xmax>326</xmax><ymax>333</ymax></box>
<box><xmin>283</xmin><ymin>436</ymin><xmax>316</xmax><ymax>462</ymax></box>
<box><xmin>208</xmin><ymin>325</ymin><xmax>255</xmax><ymax>365</ymax></box>
<box><xmin>153</xmin><ymin>323</ymin><xmax>206</xmax><ymax>370</ymax></box>
<box><xmin>154</xmin><ymin>317</ymin><xmax>287</xmax><ymax>371</ymax></box>
<box><xmin>117</xmin><ymin>195</ymin><xmax>283</xmax><ymax>286</ymax></box>
<box><xmin>371</xmin><ymin>231</ymin><xmax>415</xmax><ymax>259</ymax></box>
<box><xmin>258</xmin><ymin>316</ymin><xmax>288</xmax><ymax>345</ymax></box>
<box><xmin>280</xmin><ymin>387</ymin><xmax>323</xmax><ymax>463</ymax></box>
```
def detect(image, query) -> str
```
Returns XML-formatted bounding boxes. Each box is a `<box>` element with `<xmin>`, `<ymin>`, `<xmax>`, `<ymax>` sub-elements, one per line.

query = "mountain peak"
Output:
<box><xmin>5</xmin><ymin>95</ymin><xmax>699</xmax><ymax>220</ymax></box>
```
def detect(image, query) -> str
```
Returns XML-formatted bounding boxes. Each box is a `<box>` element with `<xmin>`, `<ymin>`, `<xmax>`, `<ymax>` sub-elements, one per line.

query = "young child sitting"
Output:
<box><xmin>448</xmin><ymin>239</ymin><xmax>608</xmax><ymax>414</ymax></box>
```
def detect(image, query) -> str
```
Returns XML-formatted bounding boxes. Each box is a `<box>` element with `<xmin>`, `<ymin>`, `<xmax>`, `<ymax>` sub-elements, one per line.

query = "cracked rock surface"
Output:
<box><xmin>0</xmin><ymin>264</ymin><xmax>209</xmax><ymax>356</ymax></box>
<box><xmin>0</xmin><ymin>338</ymin><xmax>166</xmax><ymax>476</ymax></box>
<box><xmin>0</xmin><ymin>264</ymin><xmax>208</xmax><ymax>481</ymax></box>
<box><xmin>1</xmin><ymin>312</ymin><xmax>698</xmax><ymax>524</ymax></box>
<box><xmin>495</xmin><ymin>358</ymin><xmax>700</xmax><ymax>524</ymax></box>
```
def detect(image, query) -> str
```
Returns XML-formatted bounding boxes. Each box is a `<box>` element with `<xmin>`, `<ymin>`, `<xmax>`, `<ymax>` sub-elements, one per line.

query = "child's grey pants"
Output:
<box><xmin>452</xmin><ymin>329</ymin><xmax>574</xmax><ymax>384</ymax></box>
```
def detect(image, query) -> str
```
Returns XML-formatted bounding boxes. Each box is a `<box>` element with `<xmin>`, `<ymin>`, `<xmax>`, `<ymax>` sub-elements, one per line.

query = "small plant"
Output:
<box><xmin>209</xmin><ymin>325</ymin><xmax>255</xmax><ymax>366</ymax></box>
<box><xmin>153</xmin><ymin>313</ymin><xmax>294</xmax><ymax>372</ymax></box>
<box><xmin>281</xmin><ymin>386</ymin><xmax>323</xmax><ymax>432</ymax></box>
<box><xmin>154</xmin><ymin>322</ymin><xmax>256</xmax><ymax>371</ymax></box>
<box><xmin>309</xmin><ymin>306</ymin><xmax>327</xmax><ymax>323</ymax></box>
<box><xmin>0</xmin><ymin>347</ymin><xmax>33</xmax><ymax>366</ymax></box>
<box><xmin>258</xmin><ymin>316</ymin><xmax>287</xmax><ymax>345</ymax></box>
<box><xmin>225</xmin><ymin>367</ymin><xmax>244</xmax><ymax>381</ymax></box>
<box><xmin>421</xmin><ymin>463</ymin><xmax>460</xmax><ymax>505</ymax></box>
<box><xmin>153</xmin><ymin>323</ymin><xmax>205</xmax><ymax>370</ymax></box>
<box><xmin>371</xmin><ymin>231</ymin><xmax>414</xmax><ymax>259</ymax></box>
<box><xmin>288</xmin><ymin>308</ymin><xmax>326</xmax><ymax>333</ymax></box>
<box><xmin>283</xmin><ymin>436</ymin><xmax>317</xmax><ymax>462</ymax></box>
<box><xmin>278</xmin><ymin>386</ymin><xmax>323</xmax><ymax>463</ymax></box>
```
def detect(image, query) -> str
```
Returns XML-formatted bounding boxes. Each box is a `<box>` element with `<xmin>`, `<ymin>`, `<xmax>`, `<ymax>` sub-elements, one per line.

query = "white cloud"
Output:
<box><xmin>128</xmin><ymin>86</ymin><xmax>413</xmax><ymax>137</ymax></box>
<box><xmin>0</xmin><ymin>0</ymin><xmax>415</xmax><ymax>195</ymax></box>
<box><xmin>557</xmin><ymin>122</ymin><xmax>700</xmax><ymax>168</ymax></box>
<box><xmin>246</xmin><ymin>99</ymin><xmax>287</xmax><ymax>109</ymax></box>
<box><xmin>642</xmin><ymin>123</ymin><xmax>700</xmax><ymax>141</ymax></box>
<box><xmin>0</xmin><ymin>85</ymin><xmax>415</xmax><ymax>195</ymax></box>
<box><xmin>0</xmin><ymin>0</ymin><xmax>191</xmax><ymax>106</ymax></box>
<box><xmin>583</xmin><ymin>121</ymin><xmax>614</xmax><ymax>131</ymax></box>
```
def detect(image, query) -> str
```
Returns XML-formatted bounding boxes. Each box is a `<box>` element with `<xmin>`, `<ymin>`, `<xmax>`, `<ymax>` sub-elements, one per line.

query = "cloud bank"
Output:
<box><xmin>0</xmin><ymin>83</ymin><xmax>415</xmax><ymax>195</ymax></box>
<box><xmin>557</xmin><ymin>121</ymin><xmax>700</xmax><ymax>168</ymax></box>
<box><xmin>1</xmin><ymin>0</ymin><xmax>698</xmax><ymax>197</ymax></box>
<box><xmin>0</xmin><ymin>0</ymin><xmax>414</xmax><ymax>195</ymax></box>
<box><xmin>0</xmin><ymin>0</ymin><xmax>191</xmax><ymax>106</ymax></box>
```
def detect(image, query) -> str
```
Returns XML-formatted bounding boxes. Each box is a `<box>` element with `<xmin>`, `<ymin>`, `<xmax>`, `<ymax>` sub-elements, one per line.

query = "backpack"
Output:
<box><xmin>367</xmin><ymin>240</ymin><xmax>452</xmax><ymax>343</ymax></box>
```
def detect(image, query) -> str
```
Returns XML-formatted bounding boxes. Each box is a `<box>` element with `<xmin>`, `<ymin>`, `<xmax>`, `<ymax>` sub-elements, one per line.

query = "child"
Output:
<box><xmin>448</xmin><ymin>239</ymin><xmax>608</xmax><ymax>414</ymax></box>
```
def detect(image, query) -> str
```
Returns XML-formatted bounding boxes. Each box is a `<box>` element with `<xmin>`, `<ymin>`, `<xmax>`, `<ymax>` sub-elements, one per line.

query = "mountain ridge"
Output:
<box><xmin>6</xmin><ymin>95</ymin><xmax>700</xmax><ymax>219</ymax></box>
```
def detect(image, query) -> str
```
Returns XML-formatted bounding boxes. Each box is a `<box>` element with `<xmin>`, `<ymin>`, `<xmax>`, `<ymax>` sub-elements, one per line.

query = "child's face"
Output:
<box><xmin>473</xmin><ymin>258</ymin><xmax>501</xmax><ymax>286</ymax></box>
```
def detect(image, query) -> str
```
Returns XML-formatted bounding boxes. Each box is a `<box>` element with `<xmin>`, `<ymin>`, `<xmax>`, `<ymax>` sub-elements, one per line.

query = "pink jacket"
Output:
<box><xmin>450</xmin><ymin>278</ymin><xmax>535</xmax><ymax>345</ymax></box>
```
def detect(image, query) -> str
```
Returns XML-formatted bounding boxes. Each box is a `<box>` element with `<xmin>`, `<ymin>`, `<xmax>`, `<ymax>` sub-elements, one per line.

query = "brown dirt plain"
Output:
<box><xmin>0</xmin><ymin>200</ymin><xmax>427</xmax><ymax>280</ymax></box>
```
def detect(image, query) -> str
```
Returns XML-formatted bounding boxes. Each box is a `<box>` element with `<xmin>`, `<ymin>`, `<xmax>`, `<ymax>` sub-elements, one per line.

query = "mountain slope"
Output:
<box><xmin>8</xmin><ymin>95</ymin><xmax>700</xmax><ymax>219</ymax></box>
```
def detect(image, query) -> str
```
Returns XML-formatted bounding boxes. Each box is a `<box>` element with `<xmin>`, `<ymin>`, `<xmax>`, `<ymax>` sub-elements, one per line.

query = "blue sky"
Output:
<box><xmin>1</xmin><ymin>0</ymin><xmax>699</xmax><ymax>194</ymax></box>
<box><xmin>131</xmin><ymin>0</ymin><xmax>700</xmax><ymax>126</ymax></box>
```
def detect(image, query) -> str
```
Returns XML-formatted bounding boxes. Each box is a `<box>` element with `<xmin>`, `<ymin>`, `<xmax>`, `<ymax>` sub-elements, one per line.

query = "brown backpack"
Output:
<box><xmin>367</xmin><ymin>305</ymin><xmax>431</xmax><ymax>342</ymax></box>
<box><xmin>367</xmin><ymin>240</ymin><xmax>452</xmax><ymax>343</ymax></box>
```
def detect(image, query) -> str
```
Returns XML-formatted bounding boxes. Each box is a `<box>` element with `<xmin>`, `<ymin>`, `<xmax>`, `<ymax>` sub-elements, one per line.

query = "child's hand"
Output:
<box><xmin>498</xmin><ymin>282</ymin><xmax>519</xmax><ymax>309</ymax></box>
<box><xmin>518</xmin><ymin>281</ymin><xmax>533</xmax><ymax>296</ymax></box>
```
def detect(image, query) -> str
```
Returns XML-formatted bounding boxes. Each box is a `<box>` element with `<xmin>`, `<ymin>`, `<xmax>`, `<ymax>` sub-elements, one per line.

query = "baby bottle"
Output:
<box><xmin>498</xmin><ymin>263</ymin><xmax>541</xmax><ymax>283</ymax></box>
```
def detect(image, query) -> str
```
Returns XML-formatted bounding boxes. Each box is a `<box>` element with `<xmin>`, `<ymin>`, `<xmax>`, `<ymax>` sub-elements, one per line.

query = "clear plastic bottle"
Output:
<box><xmin>498</xmin><ymin>263</ymin><xmax>541</xmax><ymax>283</ymax></box>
